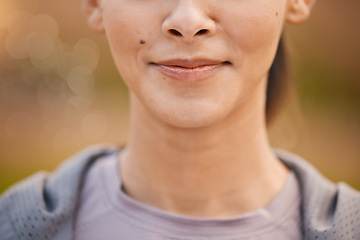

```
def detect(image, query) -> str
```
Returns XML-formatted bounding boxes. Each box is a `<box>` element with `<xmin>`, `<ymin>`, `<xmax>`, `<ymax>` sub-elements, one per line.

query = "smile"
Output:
<box><xmin>151</xmin><ymin>59</ymin><xmax>230</xmax><ymax>82</ymax></box>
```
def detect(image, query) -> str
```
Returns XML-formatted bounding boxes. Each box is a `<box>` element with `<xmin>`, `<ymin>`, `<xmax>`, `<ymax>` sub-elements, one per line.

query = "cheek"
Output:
<box><xmin>216</xmin><ymin>3</ymin><xmax>286</xmax><ymax>106</ymax></box>
<box><xmin>222</xmin><ymin>3</ymin><xmax>285</xmax><ymax>64</ymax></box>
<box><xmin>101</xmin><ymin>7</ymin><xmax>151</xmax><ymax>96</ymax></box>
<box><xmin>103</xmin><ymin>11</ymin><xmax>141</xmax><ymax>59</ymax></box>
<box><xmin>101</xmin><ymin>4</ymin><xmax>155</xmax><ymax>71</ymax></box>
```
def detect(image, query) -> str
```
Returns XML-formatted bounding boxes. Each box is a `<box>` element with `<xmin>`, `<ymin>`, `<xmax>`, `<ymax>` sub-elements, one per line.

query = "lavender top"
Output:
<box><xmin>74</xmin><ymin>153</ymin><xmax>302</xmax><ymax>240</ymax></box>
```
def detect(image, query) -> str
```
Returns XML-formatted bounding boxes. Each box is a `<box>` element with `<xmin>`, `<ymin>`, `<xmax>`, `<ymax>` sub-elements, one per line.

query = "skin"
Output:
<box><xmin>83</xmin><ymin>0</ymin><xmax>316</xmax><ymax>218</ymax></box>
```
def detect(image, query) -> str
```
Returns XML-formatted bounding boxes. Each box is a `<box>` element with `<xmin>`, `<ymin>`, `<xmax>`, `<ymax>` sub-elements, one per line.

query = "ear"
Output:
<box><xmin>82</xmin><ymin>0</ymin><xmax>104</xmax><ymax>33</ymax></box>
<box><xmin>286</xmin><ymin>0</ymin><xmax>317</xmax><ymax>24</ymax></box>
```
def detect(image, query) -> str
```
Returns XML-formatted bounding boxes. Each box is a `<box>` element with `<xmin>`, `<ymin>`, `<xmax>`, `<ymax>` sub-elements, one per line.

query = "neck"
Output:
<box><xmin>120</xmin><ymin>81</ymin><xmax>289</xmax><ymax>218</ymax></box>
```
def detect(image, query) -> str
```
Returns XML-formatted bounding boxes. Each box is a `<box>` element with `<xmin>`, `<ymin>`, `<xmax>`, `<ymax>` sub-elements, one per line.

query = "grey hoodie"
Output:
<box><xmin>0</xmin><ymin>145</ymin><xmax>359</xmax><ymax>240</ymax></box>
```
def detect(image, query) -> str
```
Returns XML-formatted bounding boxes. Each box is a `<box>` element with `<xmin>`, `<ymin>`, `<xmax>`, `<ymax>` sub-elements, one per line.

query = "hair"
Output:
<box><xmin>265</xmin><ymin>37</ymin><xmax>289</xmax><ymax>125</ymax></box>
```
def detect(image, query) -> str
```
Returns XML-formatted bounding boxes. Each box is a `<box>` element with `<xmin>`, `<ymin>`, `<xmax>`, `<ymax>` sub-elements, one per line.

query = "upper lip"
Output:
<box><xmin>152</xmin><ymin>58</ymin><xmax>229</xmax><ymax>68</ymax></box>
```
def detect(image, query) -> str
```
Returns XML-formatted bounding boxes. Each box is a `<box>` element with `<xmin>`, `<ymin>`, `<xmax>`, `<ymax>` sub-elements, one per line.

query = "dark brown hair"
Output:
<box><xmin>266</xmin><ymin>37</ymin><xmax>289</xmax><ymax>124</ymax></box>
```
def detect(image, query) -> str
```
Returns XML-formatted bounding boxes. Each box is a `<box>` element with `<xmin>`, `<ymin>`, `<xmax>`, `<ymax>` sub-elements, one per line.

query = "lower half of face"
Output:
<box><xmin>103</xmin><ymin>0</ymin><xmax>287</xmax><ymax>128</ymax></box>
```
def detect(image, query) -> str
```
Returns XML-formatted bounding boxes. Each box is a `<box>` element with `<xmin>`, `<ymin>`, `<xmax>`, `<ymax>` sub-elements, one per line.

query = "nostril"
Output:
<box><xmin>169</xmin><ymin>29</ymin><xmax>182</xmax><ymax>36</ymax></box>
<box><xmin>196</xmin><ymin>29</ymin><xmax>208</xmax><ymax>35</ymax></box>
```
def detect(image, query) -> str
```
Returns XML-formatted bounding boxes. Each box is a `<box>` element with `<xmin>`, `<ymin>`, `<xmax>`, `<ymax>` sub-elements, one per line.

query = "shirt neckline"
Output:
<box><xmin>99</xmin><ymin>151</ymin><xmax>301</xmax><ymax>238</ymax></box>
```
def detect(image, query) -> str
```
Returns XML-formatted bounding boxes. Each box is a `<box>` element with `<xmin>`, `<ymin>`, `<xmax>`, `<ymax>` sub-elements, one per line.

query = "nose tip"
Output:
<box><xmin>162</xmin><ymin>2</ymin><xmax>216</xmax><ymax>42</ymax></box>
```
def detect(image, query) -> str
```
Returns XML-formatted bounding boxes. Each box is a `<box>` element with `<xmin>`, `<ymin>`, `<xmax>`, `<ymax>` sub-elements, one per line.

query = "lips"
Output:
<box><xmin>151</xmin><ymin>59</ymin><xmax>229</xmax><ymax>82</ymax></box>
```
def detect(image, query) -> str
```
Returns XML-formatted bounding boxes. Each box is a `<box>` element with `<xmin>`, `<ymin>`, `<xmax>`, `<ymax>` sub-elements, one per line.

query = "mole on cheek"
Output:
<box><xmin>140</xmin><ymin>39</ymin><xmax>146</xmax><ymax>44</ymax></box>
<box><xmin>276</xmin><ymin>12</ymin><xmax>278</xmax><ymax>16</ymax></box>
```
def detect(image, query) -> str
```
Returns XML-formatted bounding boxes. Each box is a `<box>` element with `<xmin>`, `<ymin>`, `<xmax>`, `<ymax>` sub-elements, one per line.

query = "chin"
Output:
<box><xmin>149</xmin><ymin>101</ymin><xmax>232</xmax><ymax>129</ymax></box>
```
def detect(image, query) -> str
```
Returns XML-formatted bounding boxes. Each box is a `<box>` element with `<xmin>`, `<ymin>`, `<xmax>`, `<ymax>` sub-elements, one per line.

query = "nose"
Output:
<box><xmin>162</xmin><ymin>0</ymin><xmax>216</xmax><ymax>42</ymax></box>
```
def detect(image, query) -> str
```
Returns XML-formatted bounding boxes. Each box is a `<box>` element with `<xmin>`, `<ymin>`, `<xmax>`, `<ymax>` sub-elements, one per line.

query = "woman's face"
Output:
<box><xmin>87</xmin><ymin>0</ymin><xmax>311</xmax><ymax>128</ymax></box>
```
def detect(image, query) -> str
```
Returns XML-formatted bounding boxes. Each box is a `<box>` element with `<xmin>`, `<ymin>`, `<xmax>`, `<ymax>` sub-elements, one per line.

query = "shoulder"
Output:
<box><xmin>0</xmin><ymin>145</ymin><xmax>119</xmax><ymax>239</ymax></box>
<box><xmin>275</xmin><ymin>149</ymin><xmax>360</xmax><ymax>240</ymax></box>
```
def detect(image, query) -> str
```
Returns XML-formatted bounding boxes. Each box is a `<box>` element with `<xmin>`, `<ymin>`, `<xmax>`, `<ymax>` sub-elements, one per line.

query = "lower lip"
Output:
<box><xmin>153</xmin><ymin>64</ymin><xmax>223</xmax><ymax>82</ymax></box>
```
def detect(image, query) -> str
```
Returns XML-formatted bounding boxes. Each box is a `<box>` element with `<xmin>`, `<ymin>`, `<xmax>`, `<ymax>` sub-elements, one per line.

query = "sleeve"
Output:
<box><xmin>0</xmin><ymin>196</ymin><xmax>18</xmax><ymax>240</ymax></box>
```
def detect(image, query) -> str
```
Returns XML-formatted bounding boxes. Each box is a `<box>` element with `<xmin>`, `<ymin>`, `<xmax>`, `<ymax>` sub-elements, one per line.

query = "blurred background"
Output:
<box><xmin>0</xmin><ymin>0</ymin><xmax>359</xmax><ymax>194</ymax></box>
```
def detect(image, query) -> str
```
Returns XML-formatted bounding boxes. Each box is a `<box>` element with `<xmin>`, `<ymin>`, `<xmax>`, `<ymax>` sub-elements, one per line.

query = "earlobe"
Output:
<box><xmin>82</xmin><ymin>0</ymin><xmax>105</xmax><ymax>33</ymax></box>
<box><xmin>286</xmin><ymin>0</ymin><xmax>316</xmax><ymax>24</ymax></box>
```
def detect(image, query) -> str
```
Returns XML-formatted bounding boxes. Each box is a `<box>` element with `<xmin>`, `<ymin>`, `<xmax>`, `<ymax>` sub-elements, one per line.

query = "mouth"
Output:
<box><xmin>150</xmin><ymin>58</ymin><xmax>231</xmax><ymax>82</ymax></box>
